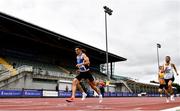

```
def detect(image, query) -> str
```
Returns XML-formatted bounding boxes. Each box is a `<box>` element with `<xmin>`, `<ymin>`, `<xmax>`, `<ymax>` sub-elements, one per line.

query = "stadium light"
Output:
<box><xmin>103</xmin><ymin>6</ymin><xmax>113</xmax><ymax>92</ymax></box>
<box><xmin>156</xmin><ymin>43</ymin><xmax>161</xmax><ymax>71</ymax></box>
<box><xmin>104</xmin><ymin>6</ymin><xmax>113</xmax><ymax>15</ymax></box>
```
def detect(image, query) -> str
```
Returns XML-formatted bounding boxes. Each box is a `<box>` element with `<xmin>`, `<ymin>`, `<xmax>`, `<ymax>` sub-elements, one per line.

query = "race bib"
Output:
<box><xmin>164</xmin><ymin>73</ymin><xmax>173</xmax><ymax>79</ymax></box>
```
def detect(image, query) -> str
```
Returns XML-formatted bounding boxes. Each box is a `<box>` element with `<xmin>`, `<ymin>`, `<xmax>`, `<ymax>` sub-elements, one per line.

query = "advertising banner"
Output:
<box><xmin>23</xmin><ymin>90</ymin><xmax>42</xmax><ymax>97</ymax></box>
<box><xmin>0</xmin><ymin>90</ymin><xmax>22</xmax><ymax>97</ymax></box>
<box><xmin>43</xmin><ymin>91</ymin><xmax>58</xmax><ymax>97</ymax></box>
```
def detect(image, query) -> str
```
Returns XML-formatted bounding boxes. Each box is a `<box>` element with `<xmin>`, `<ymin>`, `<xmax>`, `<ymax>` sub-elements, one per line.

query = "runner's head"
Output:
<box><xmin>75</xmin><ymin>46</ymin><xmax>83</xmax><ymax>55</ymax></box>
<box><xmin>159</xmin><ymin>66</ymin><xmax>163</xmax><ymax>71</ymax></box>
<box><xmin>165</xmin><ymin>56</ymin><xmax>171</xmax><ymax>63</ymax></box>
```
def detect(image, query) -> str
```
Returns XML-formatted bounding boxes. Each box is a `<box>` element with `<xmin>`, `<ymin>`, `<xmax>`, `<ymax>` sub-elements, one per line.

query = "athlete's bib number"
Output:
<box><xmin>164</xmin><ymin>73</ymin><xmax>173</xmax><ymax>79</ymax></box>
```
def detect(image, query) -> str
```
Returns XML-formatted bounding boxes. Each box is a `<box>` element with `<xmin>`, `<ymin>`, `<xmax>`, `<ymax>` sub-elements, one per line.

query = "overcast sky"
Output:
<box><xmin>0</xmin><ymin>0</ymin><xmax>180</xmax><ymax>84</ymax></box>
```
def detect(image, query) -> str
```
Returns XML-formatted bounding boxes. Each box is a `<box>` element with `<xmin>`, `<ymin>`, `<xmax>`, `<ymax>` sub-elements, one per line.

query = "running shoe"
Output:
<box><xmin>99</xmin><ymin>94</ymin><xmax>103</xmax><ymax>103</ymax></box>
<box><xmin>81</xmin><ymin>92</ymin><xmax>87</xmax><ymax>101</ymax></box>
<box><xmin>66</xmin><ymin>97</ymin><xmax>75</xmax><ymax>102</ymax></box>
<box><xmin>166</xmin><ymin>98</ymin><xmax>169</xmax><ymax>103</ymax></box>
<box><xmin>170</xmin><ymin>95</ymin><xmax>175</xmax><ymax>101</ymax></box>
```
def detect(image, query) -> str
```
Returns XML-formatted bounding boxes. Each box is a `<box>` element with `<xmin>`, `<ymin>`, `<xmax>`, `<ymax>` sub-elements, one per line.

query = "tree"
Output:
<box><xmin>172</xmin><ymin>83</ymin><xmax>180</xmax><ymax>93</ymax></box>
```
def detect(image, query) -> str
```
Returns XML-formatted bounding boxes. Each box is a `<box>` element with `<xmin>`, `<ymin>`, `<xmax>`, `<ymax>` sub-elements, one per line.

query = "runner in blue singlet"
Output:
<box><xmin>66</xmin><ymin>46</ymin><xmax>102</xmax><ymax>103</ymax></box>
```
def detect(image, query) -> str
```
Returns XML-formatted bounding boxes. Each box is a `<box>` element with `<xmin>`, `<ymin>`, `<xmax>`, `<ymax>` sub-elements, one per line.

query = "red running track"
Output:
<box><xmin>0</xmin><ymin>97</ymin><xmax>180</xmax><ymax>111</ymax></box>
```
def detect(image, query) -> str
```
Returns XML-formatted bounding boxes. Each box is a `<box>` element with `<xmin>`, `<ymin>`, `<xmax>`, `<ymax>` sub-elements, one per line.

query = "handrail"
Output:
<box><xmin>0</xmin><ymin>65</ymin><xmax>33</xmax><ymax>81</ymax></box>
<box><xmin>0</xmin><ymin>70</ymin><xmax>9</xmax><ymax>75</ymax></box>
<box><xmin>0</xmin><ymin>65</ymin><xmax>75</xmax><ymax>81</ymax></box>
<box><xmin>120</xmin><ymin>80</ymin><xmax>133</xmax><ymax>93</ymax></box>
<box><xmin>0</xmin><ymin>71</ymin><xmax>11</xmax><ymax>81</ymax></box>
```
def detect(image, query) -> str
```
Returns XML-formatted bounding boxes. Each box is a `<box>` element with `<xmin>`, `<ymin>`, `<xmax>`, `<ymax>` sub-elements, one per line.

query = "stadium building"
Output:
<box><xmin>0</xmin><ymin>12</ymin><xmax>160</xmax><ymax>96</ymax></box>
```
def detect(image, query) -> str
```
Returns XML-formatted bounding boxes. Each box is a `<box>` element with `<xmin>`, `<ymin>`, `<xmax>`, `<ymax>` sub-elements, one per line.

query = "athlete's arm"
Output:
<box><xmin>172</xmin><ymin>64</ymin><xmax>179</xmax><ymax>76</ymax></box>
<box><xmin>158</xmin><ymin>73</ymin><xmax>160</xmax><ymax>82</ymax></box>
<box><xmin>162</xmin><ymin>66</ymin><xmax>166</xmax><ymax>73</ymax></box>
<box><xmin>82</xmin><ymin>54</ymin><xmax>90</xmax><ymax>66</ymax></box>
<box><xmin>76</xmin><ymin>53</ymin><xmax>90</xmax><ymax>68</ymax></box>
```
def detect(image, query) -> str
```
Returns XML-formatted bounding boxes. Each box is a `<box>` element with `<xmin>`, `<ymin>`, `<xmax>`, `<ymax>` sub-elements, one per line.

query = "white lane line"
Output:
<box><xmin>161</xmin><ymin>106</ymin><xmax>180</xmax><ymax>111</ymax></box>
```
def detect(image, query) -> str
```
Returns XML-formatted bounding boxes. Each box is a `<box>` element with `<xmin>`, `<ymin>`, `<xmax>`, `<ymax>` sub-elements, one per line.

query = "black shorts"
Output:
<box><xmin>75</xmin><ymin>71</ymin><xmax>94</xmax><ymax>82</ymax></box>
<box><xmin>164</xmin><ymin>76</ymin><xmax>175</xmax><ymax>89</ymax></box>
<box><xmin>159</xmin><ymin>84</ymin><xmax>166</xmax><ymax>89</ymax></box>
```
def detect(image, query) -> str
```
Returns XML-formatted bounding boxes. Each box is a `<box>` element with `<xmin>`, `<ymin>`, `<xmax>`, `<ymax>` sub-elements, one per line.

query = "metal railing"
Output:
<box><xmin>0</xmin><ymin>65</ymin><xmax>33</xmax><ymax>81</ymax></box>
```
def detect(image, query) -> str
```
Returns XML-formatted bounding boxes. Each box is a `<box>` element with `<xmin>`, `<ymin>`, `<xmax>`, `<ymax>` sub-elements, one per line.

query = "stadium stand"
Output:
<box><xmin>0</xmin><ymin>57</ymin><xmax>17</xmax><ymax>75</ymax></box>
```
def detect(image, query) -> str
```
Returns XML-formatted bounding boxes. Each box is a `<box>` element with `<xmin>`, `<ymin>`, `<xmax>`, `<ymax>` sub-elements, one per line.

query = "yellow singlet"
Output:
<box><xmin>159</xmin><ymin>72</ymin><xmax>165</xmax><ymax>85</ymax></box>
<box><xmin>159</xmin><ymin>72</ymin><xmax>164</xmax><ymax>79</ymax></box>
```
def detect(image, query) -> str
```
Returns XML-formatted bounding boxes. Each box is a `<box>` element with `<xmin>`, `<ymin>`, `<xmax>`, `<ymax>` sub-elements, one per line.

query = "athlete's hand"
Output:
<box><xmin>76</xmin><ymin>70</ymin><xmax>80</xmax><ymax>74</ymax></box>
<box><xmin>76</xmin><ymin>64</ymin><xmax>82</xmax><ymax>68</ymax></box>
<box><xmin>76</xmin><ymin>64</ymin><xmax>80</xmax><ymax>68</ymax></box>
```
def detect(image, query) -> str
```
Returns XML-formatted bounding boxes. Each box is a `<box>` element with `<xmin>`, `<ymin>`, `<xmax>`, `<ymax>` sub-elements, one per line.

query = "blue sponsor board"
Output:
<box><xmin>128</xmin><ymin>93</ymin><xmax>133</xmax><ymax>96</ymax></box>
<box><xmin>148</xmin><ymin>93</ymin><xmax>159</xmax><ymax>97</ymax></box>
<box><xmin>110</xmin><ymin>92</ymin><xmax>116</xmax><ymax>97</ymax></box>
<box><xmin>133</xmin><ymin>93</ymin><xmax>138</xmax><ymax>97</ymax></box>
<box><xmin>104</xmin><ymin>92</ymin><xmax>110</xmax><ymax>97</ymax></box>
<box><xmin>147</xmin><ymin>93</ymin><xmax>152</xmax><ymax>97</ymax></box>
<box><xmin>154</xmin><ymin>94</ymin><xmax>160</xmax><ymax>97</ymax></box>
<box><xmin>75</xmin><ymin>91</ymin><xmax>82</xmax><ymax>97</ymax></box>
<box><xmin>116</xmin><ymin>92</ymin><xmax>123</xmax><ymax>97</ymax></box>
<box><xmin>58</xmin><ymin>91</ymin><xmax>83</xmax><ymax>97</ymax></box>
<box><xmin>0</xmin><ymin>90</ymin><xmax>162</xmax><ymax>97</ymax></box>
<box><xmin>0</xmin><ymin>90</ymin><xmax>22</xmax><ymax>97</ymax></box>
<box><xmin>122</xmin><ymin>92</ymin><xmax>128</xmax><ymax>96</ymax></box>
<box><xmin>59</xmin><ymin>92</ymin><xmax>71</xmax><ymax>97</ymax></box>
<box><xmin>88</xmin><ymin>91</ymin><xmax>94</xmax><ymax>97</ymax></box>
<box><xmin>23</xmin><ymin>90</ymin><xmax>42</xmax><ymax>97</ymax></box>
